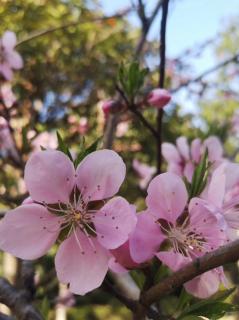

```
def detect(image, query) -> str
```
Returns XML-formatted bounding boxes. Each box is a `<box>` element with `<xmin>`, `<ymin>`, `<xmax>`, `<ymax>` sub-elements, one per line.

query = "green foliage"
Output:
<box><xmin>118</xmin><ymin>61</ymin><xmax>148</xmax><ymax>102</ymax></box>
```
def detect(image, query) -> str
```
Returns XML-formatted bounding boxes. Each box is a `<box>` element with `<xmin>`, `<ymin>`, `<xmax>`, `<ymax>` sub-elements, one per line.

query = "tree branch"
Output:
<box><xmin>171</xmin><ymin>52</ymin><xmax>239</xmax><ymax>93</ymax></box>
<box><xmin>141</xmin><ymin>238</ymin><xmax>239</xmax><ymax>307</ymax></box>
<box><xmin>0</xmin><ymin>277</ymin><xmax>42</xmax><ymax>320</ymax></box>
<box><xmin>156</xmin><ymin>0</ymin><xmax>169</xmax><ymax>174</ymax></box>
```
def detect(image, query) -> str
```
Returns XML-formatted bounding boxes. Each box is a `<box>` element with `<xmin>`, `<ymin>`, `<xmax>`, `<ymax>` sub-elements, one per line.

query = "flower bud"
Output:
<box><xmin>101</xmin><ymin>99</ymin><xmax>115</xmax><ymax>116</ymax></box>
<box><xmin>147</xmin><ymin>88</ymin><xmax>171</xmax><ymax>108</ymax></box>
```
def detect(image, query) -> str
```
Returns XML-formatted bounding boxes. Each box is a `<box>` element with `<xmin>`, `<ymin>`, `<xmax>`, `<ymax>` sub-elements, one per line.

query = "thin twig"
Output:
<box><xmin>156</xmin><ymin>0</ymin><xmax>169</xmax><ymax>174</ymax></box>
<box><xmin>141</xmin><ymin>238</ymin><xmax>239</xmax><ymax>307</ymax></box>
<box><xmin>16</xmin><ymin>9</ymin><xmax>132</xmax><ymax>47</ymax></box>
<box><xmin>171</xmin><ymin>52</ymin><xmax>239</xmax><ymax>93</ymax></box>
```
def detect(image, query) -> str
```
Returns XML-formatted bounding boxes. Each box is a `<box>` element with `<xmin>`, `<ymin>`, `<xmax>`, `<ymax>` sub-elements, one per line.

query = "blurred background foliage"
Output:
<box><xmin>0</xmin><ymin>0</ymin><xmax>239</xmax><ymax>319</ymax></box>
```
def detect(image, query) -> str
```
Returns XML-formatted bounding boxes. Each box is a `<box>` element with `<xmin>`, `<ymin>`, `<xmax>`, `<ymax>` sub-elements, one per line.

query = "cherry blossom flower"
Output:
<box><xmin>199</xmin><ymin>162</ymin><xmax>239</xmax><ymax>240</ymax></box>
<box><xmin>0</xmin><ymin>31</ymin><xmax>23</xmax><ymax>80</ymax></box>
<box><xmin>147</xmin><ymin>88</ymin><xmax>171</xmax><ymax>109</ymax></box>
<box><xmin>162</xmin><ymin>136</ymin><xmax>224</xmax><ymax>182</ymax></box>
<box><xmin>132</xmin><ymin>159</ymin><xmax>156</xmax><ymax>190</ymax></box>
<box><xmin>78</xmin><ymin>117</ymin><xmax>89</xmax><ymax>135</ymax></box>
<box><xmin>0</xmin><ymin>149</ymin><xmax>137</xmax><ymax>295</ymax></box>
<box><xmin>129</xmin><ymin>172</ymin><xmax>228</xmax><ymax>298</ymax></box>
<box><xmin>31</xmin><ymin>131</ymin><xmax>58</xmax><ymax>151</ymax></box>
<box><xmin>0</xmin><ymin>83</ymin><xmax>16</xmax><ymax>108</ymax></box>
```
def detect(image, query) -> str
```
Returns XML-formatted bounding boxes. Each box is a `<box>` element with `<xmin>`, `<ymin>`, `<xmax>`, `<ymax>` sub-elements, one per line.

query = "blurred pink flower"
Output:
<box><xmin>78</xmin><ymin>117</ymin><xmax>88</xmax><ymax>135</ymax></box>
<box><xmin>0</xmin><ymin>31</ymin><xmax>23</xmax><ymax>80</ymax></box>
<box><xmin>0</xmin><ymin>149</ymin><xmax>136</xmax><ymax>295</ymax></box>
<box><xmin>132</xmin><ymin>159</ymin><xmax>156</xmax><ymax>189</ymax></box>
<box><xmin>0</xmin><ymin>83</ymin><xmax>16</xmax><ymax>108</ymax></box>
<box><xmin>130</xmin><ymin>172</ymin><xmax>228</xmax><ymax>298</ymax></box>
<box><xmin>31</xmin><ymin>132</ymin><xmax>58</xmax><ymax>151</ymax></box>
<box><xmin>147</xmin><ymin>88</ymin><xmax>171</xmax><ymax>109</ymax></box>
<box><xmin>162</xmin><ymin>136</ymin><xmax>224</xmax><ymax>182</ymax></box>
<box><xmin>231</xmin><ymin>109</ymin><xmax>239</xmax><ymax>136</ymax></box>
<box><xmin>116</xmin><ymin>122</ymin><xmax>129</xmax><ymax>138</ymax></box>
<box><xmin>101</xmin><ymin>99</ymin><xmax>115</xmax><ymax>117</ymax></box>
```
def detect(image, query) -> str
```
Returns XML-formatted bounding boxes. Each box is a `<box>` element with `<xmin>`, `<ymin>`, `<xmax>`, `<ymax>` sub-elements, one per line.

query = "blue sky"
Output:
<box><xmin>100</xmin><ymin>0</ymin><xmax>239</xmax><ymax>71</ymax></box>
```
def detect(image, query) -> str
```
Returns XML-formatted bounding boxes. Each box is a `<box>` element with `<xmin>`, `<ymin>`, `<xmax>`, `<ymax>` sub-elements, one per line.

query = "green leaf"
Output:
<box><xmin>178</xmin><ymin>292</ymin><xmax>239</xmax><ymax>320</ymax></box>
<box><xmin>189</xmin><ymin>149</ymin><xmax>209</xmax><ymax>199</ymax></box>
<box><xmin>56</xmin><ymin>131</ymin><xmax>73</xmax><ymax>161</ymax></box>
<box><xmin>74</xmin><ymin>137</ymin><xmax>102</xmax><ymax>167</ymax></box>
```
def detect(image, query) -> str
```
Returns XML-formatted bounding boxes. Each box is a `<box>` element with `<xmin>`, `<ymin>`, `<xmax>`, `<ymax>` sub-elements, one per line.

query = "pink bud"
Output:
<box><xmin>101</xmin><ymin>99</ymin><xmax>115</xmax><ymax>116</ymax></box>
<box><xmin>147</xmin><ymin>88</ymin><xmax>171</xmax><ymax>109</ymax></box>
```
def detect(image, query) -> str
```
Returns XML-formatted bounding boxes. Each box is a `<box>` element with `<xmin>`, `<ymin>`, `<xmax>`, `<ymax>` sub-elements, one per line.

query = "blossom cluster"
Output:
<box><xmin>0</xmin><ymin>137</ymin><xmax>239</xmax><ymax>299</ymax></box>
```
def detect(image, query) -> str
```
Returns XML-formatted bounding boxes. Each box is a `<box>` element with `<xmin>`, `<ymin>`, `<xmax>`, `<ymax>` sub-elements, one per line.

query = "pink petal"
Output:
<box><xmin>184</xmin><ymin>270</ymin><xmax>220</xmax><ymax>298</ymax></box>
<box><xmin>109</xmin><ymin>257</ymin><xmax>128</xmax><ymax>274</ymax></box>
<box><xmin>207</xmin><ymin>163</ymin><xmax>226</xmax><ymax>207</ymax></box>
<box><xmin>0</xmin><ymin>204</ymin><xmax>60</xmax><ymax>260</ymax></box>
<box><xmin>24</xmin><ymin>150</ymin><xmax>75</xmax><ymax>204</ymax></box>
<box><xmin>129</xmin><ymin>211</ymin><xmax>164</xmax><ymax>263</ymax></box>
<box><xmin>184</xmin><ymin>161</ymin><xmax>194</xmax><ymax>182</ymax></box>
<box><xmin>55</xmin><ymin>230</ymin><xmax>109</xmax><ymax>295</ymax></box>
<box><xmin>162</xmin><ymin>143</ymin><xmax>181</xmax><ymax>163</ymax></box>
<box><xmin>191</xmin><ymin>138</ymin><xmax>202</xmax><ymax>163</ymax></box>
<box><xmin>93</xmin><ymin>197</ymin><xmax>137</xmax><ymax>249</ymax></box>
<box><xmin>156</xmin><ymin>251</ymin><xmax>191</xmax><ymax>272</ymax></box>
<box><xmin>2</xmin><ymin>31</ymin><xmax>17</xmax><ymax>49</ymax></box>
<box><xmin>0</xmin><ymin>63</ymin><xmax>13</xmax><ymax>80</ymax></box>
<box><xmin>146</xmin><ymin>173</ymin><xmax>188</xmax><ymax>223</ymax></box>
<box><xmin>204</xmin><ymin>136</ymin><xmax>223</xmax><ymax>161</ymax></box>
<box><xmin>110</xmin><ymin>240</ymin><xmax>138</xmax><ymax>270</ymax></box>
<box><xmin>189</xmin><ymin>198</ymin><xmax>226</xmax><ymax>248</ymax></box>
<box><xmin>7</xmin><ymin>51</ymin><xmax>23</xmax><ymax>69</ymax></box>
<box><xmin>76</xmin><ymin>150</ymin><xmax>126</xmax><ymax>202</ymax></box>
<box><xmin>176</xmin><ymin>137</ymin><xmax>190</xmax><ymax>160</ymax></box>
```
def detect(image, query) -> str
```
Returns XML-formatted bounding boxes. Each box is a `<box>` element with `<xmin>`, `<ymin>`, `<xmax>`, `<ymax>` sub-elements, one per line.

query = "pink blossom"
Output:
<box><xmin>0</xmin><ymin>149</ymin><xmax>137</xmax><ymax>295</ymax></box>
<box><xmin>101</xmin><ymin>100</ymin><xmax>115</xmax><ymax>117</ymax></box>
<box><xmin>132</xmin><ymin>159</ymin><xmax>156</xmax><ymax>189</ymax></box>
<box><xmin>0</xmin><ymin>31</ymin><xmax>23</xmax><ymax>80</ymax></box>
<box><xmin>116</xmin><ymin>122</ymin><xmax>129</xmax><ymax>138</ymax></box>
<box><xmin>162</xmin><ymin>136</ymin><xmax>224</xmax><ymax>182</ymax></box>
<box><xmin>147</xmin><ymin>88</ymin><xmax>171</xmax><ymax>109</ymax></box>
<box><xmin>200</xmin><ymin>162</ymin><xmax>239</xmax><ymax>239</ymax></box>
<box><xmin>129</xmin><ymin>172</ymin><xmax>228</xmax><ymax>298</ymax></box>
<box><xmin>0</xmin><ymin>83</ymin><xmax>16</xmax><ymax>108</ymax></box>
<box><xmin>78</xmin><ymin>117</ymin><xmax>89</xmax><ymax>135</ymax></box>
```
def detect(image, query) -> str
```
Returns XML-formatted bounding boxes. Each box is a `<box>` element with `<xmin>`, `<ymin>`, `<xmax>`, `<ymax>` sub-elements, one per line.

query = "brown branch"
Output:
<box><xmin>0</xmin><ymin>277</ymin><xmax>42</xmax><ymax>320</ymax></box>
<box><xmin>141</xmin><ymin>238</ymin><xmax>239</xmax><ymax>307</ymax></box>
<box><xmin>171</xmin><ymin>52</ymin><xmax>239</xmax><ymax>93</ymax></box>
<box><xmin>156</xmin><ymin>0</ymin><xmax>169</xmax><ymax>174</ymax></box>
<box><xmin>16</xmin><ymin>9</ymin><xmax>132</xmax><ymax>47</ymax></box>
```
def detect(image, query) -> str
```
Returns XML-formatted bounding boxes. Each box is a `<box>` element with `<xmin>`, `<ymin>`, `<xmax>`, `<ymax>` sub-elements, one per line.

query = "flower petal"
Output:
<box><xmin>129</xmin><ymin>211</ymin><xmax>164</xmax><ymax>263</ymax></box>
<box><xmin>162</xmin><ymin>143</ymin><xmax>181</xmax><ymax>163</ymax></box>
<box><xmin>55</xmin><ymin>230</ymin><xmax>109</xmax><ymax>295</ymax></box>
<box><xmin>191</xmin><ymin>138</ymin><xmax>202</xmax><ymax>163</ymax></box>
<box><xmin>0</xmin><ymin>204</ymin><xmax>60</xmax><ymax>260</ymax></box>
<box><xmin>204</xmin><ymin>136</ymin><xmax>223</xmax><ymax>161</ymax></box>
<box><xmin>93</xmin><ymin>197</ymin><xmax>137</xmax><ymax>249</ymax></box>
<box><xmin>110</xmin><ymin>240</ymin><xmax>138</xmax><ymax>270</ymax></box>
<box><xmin>156</xmin><ymin>251</ymin><xmax>191</xmax><ymax>272</ymax></box>
<box><xmin>146</xmin><ymin>173</ymin><xmax>188</xmax><ymax>223</ymax></box>
<box><xmin>109</xmin><ymin>257</ymin><xmax>128</xmax><ymax>274</ymax></box>
<box><xmin>176</xmin><ymin>137</ymin><xmax>190</xmax><ymax>160</ymax></box>
<box><xmin>76</xmin><ymin>149</ymin><xmax>126</xmax><ymax>201</ymax></box>
<box><xmin>184</xmin><ymin>270</ymin><xmax>220</xmax><ymax>298</ymax></box>
<box><xmin>0</xmin><ymin>63</ymin><xmax>13</xmax><ymax>80</ymax></box>
<box><xmin>2</xmin><ymin>31</ymin><xmax>17</xmax><ymax>49</ymax></box>
<box><xmin>7</xmin><ymin>51</ymin><xmax>23</xmax><ymax>69</ymax></box>
<box><xmin>24</xmin><ymin>150</ymin><xmax>75</xmax><ymax>204</ymax></box>
<box><xmin>184</xmin><ymin>161</ymin><xmax>194</xmax><ymax>182</ymax></box>
<box><xmin>207</xmin><ymin>163</ymin><xmax>226</xmax><ymax>208</ymax></box>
